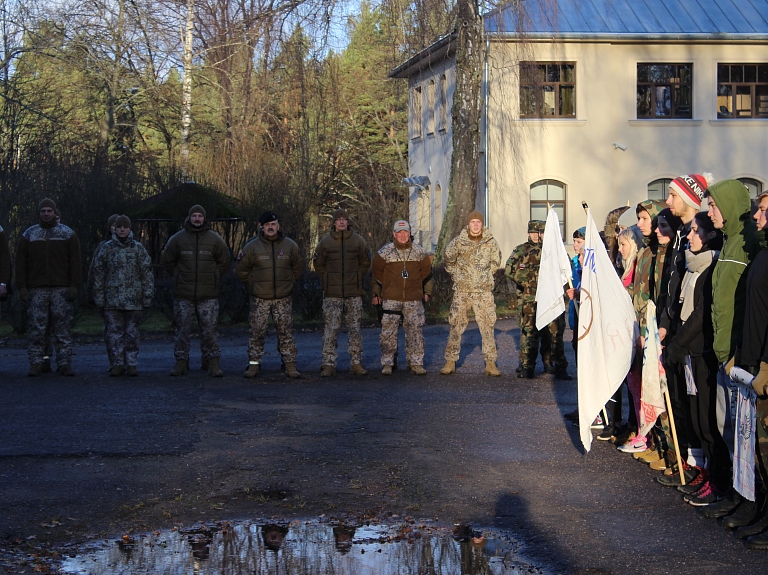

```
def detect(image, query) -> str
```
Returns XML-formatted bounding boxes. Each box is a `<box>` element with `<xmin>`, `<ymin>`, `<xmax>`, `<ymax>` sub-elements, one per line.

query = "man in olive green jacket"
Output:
<box><xmin>236</xmin><ymin>211</ymin><xmax>304</xmax><ymax>378</ymax></box>
<box><xmin>162</xmin><ymin>205</ymin><xmax>230</xmax><ymax>377</ymax></box>
<box><xmin>313</xmin><ymin>209</ymin><xmax>371</xmax><ymax>377</ymax></box>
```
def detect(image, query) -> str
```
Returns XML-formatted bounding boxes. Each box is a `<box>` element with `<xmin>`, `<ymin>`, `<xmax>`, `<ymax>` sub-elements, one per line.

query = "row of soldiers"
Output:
<box><xmin>4</xmin><ymin>200</ymin><xmax>547</xmax><ymax>378</ymax></box>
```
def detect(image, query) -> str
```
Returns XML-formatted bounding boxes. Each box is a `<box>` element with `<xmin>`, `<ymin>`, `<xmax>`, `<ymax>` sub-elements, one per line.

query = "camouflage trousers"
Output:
<box><xmin>518</xmin><ymin>302</ymin><xmax>567</xmax><ymax>370</ymax></box>
<box><xmin>27</xmin><ymin>287</ymin><xmax>73</xmax><ymax>366</ymax></box>
<box><xmin>248</xmin><ymin>295</ymin><xmax>297</xmax><ymax>364</ymax></box>
<box><xmin>173</xmin><ymin>298</ymin><xmax>221</xmax><ymax>361</ymax></box>
<box><xmin>444</xmin><ymin>291</ymin><xmax>497</xmax><ymax>363</ymax></box>
<box><xmin>380</xmin><ymin>300</ymin><xmax>425</xmax><ymax>367</ymax></box>
<box><xmin>104</xmin><ymin>309</ymin><xmax>143</xmax><ymax>366</ymax></box>
<box><xmin>322</xmin><ymin>296</ymin><xmax>363</xmax><ymax>367</ymax></box>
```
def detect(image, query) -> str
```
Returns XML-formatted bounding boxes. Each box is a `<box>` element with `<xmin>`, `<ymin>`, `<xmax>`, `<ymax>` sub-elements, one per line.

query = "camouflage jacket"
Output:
<box><xmin>444</xmin><ymin>227</ymin><xmax>501</xmax><ymax>293</ymax></box>
<box><xmin>632</xmin><ymin>241</ymin><xmax>668</xmax><ymax>337</ymax></box>
<box><xmin>92</xmin><ymin>233</ymin><xmax>154</xmax><ymax>310</ymax></box>
<box><xmin>510</xmin><ymin>241</ymin><xmax>542</xmax><ymax>303</ymax></box>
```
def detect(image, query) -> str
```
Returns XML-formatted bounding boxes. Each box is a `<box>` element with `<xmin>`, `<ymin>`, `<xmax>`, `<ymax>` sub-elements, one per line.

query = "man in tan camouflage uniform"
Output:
<box><xmin>16</xmin><ymin>199</ymin><xmax>82</xmax><ymax>376</ymax></box>
<box><xmin>92</xmin><ymin>215</ymin><xmax>154</xmax><ymax>376</ymax></box>
<box><xmin>440</xmin><ymin>211</ymin><xmax>502</xmax><ymax>377</ymax></box>
<box><xmin>163</xmin><ymin>205</ymin><xmax>230</xmax><ymax>377</ymax></box>
<box><xmin>372</xmin><ymin>220</ymin><xmax>433</xmax><ymax>375</ymax></box>
<box><xmin>236</xmin><ymin>211</ymin><xmax>304</xmax><ymax>379</ymax></box>
<box><xmin>313</xmin><ymin>209</ymin><xmax>371</xmax><ymax>376</ymax></box>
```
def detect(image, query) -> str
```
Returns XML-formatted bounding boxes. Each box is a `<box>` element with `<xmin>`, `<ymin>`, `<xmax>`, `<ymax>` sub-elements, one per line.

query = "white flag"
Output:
<box><xmin>535</xmin><ymin>208</ymin><xmax>572</xmax><ymax>330</ymax></box>
<box><xmin>577</xmin><ymin>209</ymin><xmax>638</xmax><ymax>452</ymax></box>
<box><xmin>638</xmin><ymin>301</ymin><xmax>667</xmax><ymax>437</ymax></box>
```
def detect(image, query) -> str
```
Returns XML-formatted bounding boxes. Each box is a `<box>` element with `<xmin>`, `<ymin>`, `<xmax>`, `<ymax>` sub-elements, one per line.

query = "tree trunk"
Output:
<box><xmin>434</xmin><ymin>0</ymin><xmax>483</xmax><ymax>264</ymax></box>
<box><xmin>179</xmin><ymin>0</ymin><xmax>194</xmax><ymax>182</ymax></box>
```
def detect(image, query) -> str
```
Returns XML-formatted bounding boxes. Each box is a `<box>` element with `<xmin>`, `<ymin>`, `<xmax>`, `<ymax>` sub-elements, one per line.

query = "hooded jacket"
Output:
<box><xmin>632</xmin><ymin>199</ymin><xmax>666</xmax><ymax>337</ymax></box>
<box><xmin>16</xmin><ymin>218</ymin><xmax>81</xmax><ymax>290</ymax></box>
<box><xmin>313</xmin><ymin>228</ymin><xmax>370</xmax><ymax>298</ymax></box>
<box><xmin>742</xmin><ymin>237</ymin><xmax>768</xmax><ymax>368</ymax></box>
<box><xmin>709</xmin><ymin>179</ymin><xmax>760</xmax><ymax>362</ymax></box>
<box><xmin>92</xmin><ymin>232</ymin><xmax>154</xmax><ymax>310</ymax></box>
<box><xmin>236</xmin><ymin>230</ymin><xmax>304</xmax><ymax>300</ymax></box>
<box><xmin>162</xmin><ymin>219</ymin><xmax>230</xmax><ymax>300</ymax></box>
<box><xmin>444</xmin><ymin>227</ymin><xmax>501</xmax><ymax>293</ymax></box>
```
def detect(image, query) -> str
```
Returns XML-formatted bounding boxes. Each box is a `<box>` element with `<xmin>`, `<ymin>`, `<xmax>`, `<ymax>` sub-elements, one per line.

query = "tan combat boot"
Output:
<box><xmin>485</xmin><ymin>361</ymin><xmax>501</xmax><ymax>377</ymax></box>
<box><xmin>381</xmin><ymin>365</ymin><xmax>393</xmax><ymax>375</ymax></box>
<box><xmin>208</xmin><ymin>357</ymin><xmax>223</xmax><ymax>377</ymax></box>
<box><xmin>349</xmin><ymin>364</ymin><xmax>367</xmax><ymax>376</ymax></box>
<box><xmin>439</xmin><ymin>361</ymin><xmax>455</xmax><ymax>375</ymax></box>
<box><xmin>244</xmin><ymin>362</ymin><xmax>260</xmax><ymax>378</ymax></box>
<box><xmin>285</xmin><ymin>362</ymin><xmax>301</xmax><ymax>379</ymax></box>
<box><xmin>321</xmin><ymin>365</ymin><xmax>336</xmax><ymax>377</ymax></box>
<box><xmin>410</xmin><ymin>365</ymin><xmax>427</xmax><ymax>375</ymax></box>
<box><xmin>170</xmin><ymin>359</ymin><xmax>188</xmax><ymax>376</ymax></box>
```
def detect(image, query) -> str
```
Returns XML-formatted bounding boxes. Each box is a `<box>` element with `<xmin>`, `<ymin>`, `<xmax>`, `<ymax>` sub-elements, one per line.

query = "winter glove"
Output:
<box><xmin>19</xmin><ymin>288</ymin><xmax>29</xmax><ymax>303</ymax></box>
<box><xmin>753</xmin><ymin>362</ymin><xmax>768</xmax><ymax>398</ymax></box>
<box><xmin>725</xmin><ymin>347</ymin><xmax>742</xmax><ymax>375</ymax></box>
<box><xmin>65</xmin><ymin>286</ymin><xmax>78</xmax><ymax>302</ymax></box>
<box><xmin>665</xmin><ymin>342</ymin><xmax>687</xmax><ymax>365</ymax></box>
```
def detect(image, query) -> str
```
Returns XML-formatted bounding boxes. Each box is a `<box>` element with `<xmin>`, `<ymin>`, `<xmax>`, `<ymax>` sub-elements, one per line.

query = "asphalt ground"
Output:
<box><xmin>0</xmin><ymin>318</ymin><xmax>765</xmax><ymax>574</ymax></box>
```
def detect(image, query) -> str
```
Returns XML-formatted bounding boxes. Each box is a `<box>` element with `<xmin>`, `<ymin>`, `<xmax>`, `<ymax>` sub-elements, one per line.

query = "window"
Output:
<box><xmin>530</xmin><ymin>179</ymin><xmax>566</xmax><ymax>237</ymax></box>
<box><xmin>519</xmin><ymin>63</ymin><xmax>576</xmax><ymax>118</ymax></box>
<box><xmin>717</xmin><ymin>64</ymin><xmax>768</xmax><ymax>118</ymax></box>
<box><xmin>737</xmin><ymin>177</ymin><xmax>764</xmax><ymax>199</ymax></box>
<box><xmin>648</xmin><ymin>178</ymin><xmax>672</xmax><ymax>201</ymax></box>
<box><xmin>637</xmin><ymin>64</ymin><xmax>692</xmax><ymax>118</ymax></box>
<box><xmin>439</xmin><ymin>74</ymin><xmax>448</xmax><ymax>131</ymax></box>
<box><xmin>411</xmin><ymin>86</ymin><xmax>422</xmax><ymax>139</ymax></box>
<box><xmin>427</xmin><ymin>79</ymin><xmax>436</xmax><ymax>135</ymax></box>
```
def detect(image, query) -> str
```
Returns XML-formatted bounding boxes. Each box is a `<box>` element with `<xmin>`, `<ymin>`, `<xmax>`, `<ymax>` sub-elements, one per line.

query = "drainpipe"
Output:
<box><xmin>483</xmin><ymin>35</ymin><xmax>490</xmax><ymax>228</ymax></box>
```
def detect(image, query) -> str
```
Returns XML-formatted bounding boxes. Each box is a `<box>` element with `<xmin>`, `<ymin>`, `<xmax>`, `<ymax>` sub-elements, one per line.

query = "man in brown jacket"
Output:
<box><xmin>236</xmin><ymin>211</ymin><xmax>304</xmax><ymax>378</ymax></box>
<box><xmin>372</xmin><ymin>220</ymin><xmax>433</xmax><ymax>375</ymax></box>
<box><xmin>313</xmin><ymin>209</ymin><xmax>371</xmax><ymax>377</ymax></box>
<box><xmin>16</xmin><ymin>198</ymin><xmax>82</xmax><ymax>376</ymax></box>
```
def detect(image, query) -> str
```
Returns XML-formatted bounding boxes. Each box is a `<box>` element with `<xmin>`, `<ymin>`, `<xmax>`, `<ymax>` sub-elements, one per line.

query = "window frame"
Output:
<box><xmin>530</xmin><ymin>179</ymin><xmax>566</xmax><ymax>238</ymax></box>
<box><xmin>717</xmin><ymin>64</ymin><xmax>768</xmax><ymax>119</ymax></box>
<box><xmin>737</xmin><ymin>177</ymin><xmax>764</xmax><ymax>199</ymax></box>
<box><xmin>647</xmin><ymin>178</ymin><xmax>673</xmax><ymax>201</ymax></box>
<box><xmin>519</xmin><ymin>62</ymin><xmax>577</xmax><ymax>119</ymax></box>
<box><xmin>427</xmin><ymin>79</ymin><xmax>436</xmax><ymax>135</ymax></box>
<box><xmin>411</xmin><ymin>85</ymin><xmax>423</xmax><ymax>140</ymax></box>
<box><xmin>438</xmin><ymin>74</ymin><xmax>448</xmax><ymax>131</ymax></box>
<box><xmin>636</xmin><ymin>63</ymin><xmax>693</xmax><ymax>119</ymax></box>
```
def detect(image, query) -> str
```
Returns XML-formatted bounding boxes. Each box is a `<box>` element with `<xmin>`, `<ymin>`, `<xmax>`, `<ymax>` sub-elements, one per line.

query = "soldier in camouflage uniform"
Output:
<box><xmin>163</xmin><ymin>205</ymin><xmax>230</xmax><ymax>377</ymax></box>
<box><xmin>372</xmin><ymin>220</ymin><xmax>433</xmax><ymax>375</ymax></box>
<box><xmin>440</xmin><ymin>211</ymin><xmax>502</xmax><ymax>377</ymax></box>
<box><xmin>16</xmin><ymin>199</ymin><xmax>82</xmax><ymax>376</ymax></box>
<box><xmin>92</xmin><ymin>215</ymin><xmax>154</xmax><ymax>376</ymax></box>
<box><xmin>0</xmin><ymin>223</ymin><xmax>10</xmax><ymax>309</ymax></box>
<box><xmin>508</xmin><ymin>220</ymin><xmax>570</xmax><ymax>380</ymax></box>
<box><xmin>313</xmin><ymin>209</ymin><xmax>371</xmax><ymax>377</ymax></box>
<box><xmin>236</xmin><ymin>211</ymin><xmax>304</xmax><ymax>379</ymax></box>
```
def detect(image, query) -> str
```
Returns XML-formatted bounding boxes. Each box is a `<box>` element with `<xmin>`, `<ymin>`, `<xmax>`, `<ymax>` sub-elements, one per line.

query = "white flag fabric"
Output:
<box><xmin>535</xmin><ymin>209</ymin><xmax>573</xmax><ymax>331</ymax></box>
<box><xmin>638</xmin><ymin>301</ymin><xmax>667</xmax><ymax>437</ymax></box>
<box><xmin>577</xmin><ymin>209</ymin><xmax>638</xmax><ymax>452</ymax></box>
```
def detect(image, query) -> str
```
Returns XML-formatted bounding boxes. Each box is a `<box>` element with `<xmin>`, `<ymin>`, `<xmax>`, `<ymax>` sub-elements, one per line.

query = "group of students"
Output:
<box><xmin>567</xmin><ymin>174</ymin><xmax>768</xmax><ymax>550</ymax></box>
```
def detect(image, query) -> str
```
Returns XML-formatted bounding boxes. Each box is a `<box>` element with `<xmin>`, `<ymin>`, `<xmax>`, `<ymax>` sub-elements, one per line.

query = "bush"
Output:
<box><xmin>292</xmin><ymin>270</ymin><xmax>324</xmax><ymax>322</ymax></box>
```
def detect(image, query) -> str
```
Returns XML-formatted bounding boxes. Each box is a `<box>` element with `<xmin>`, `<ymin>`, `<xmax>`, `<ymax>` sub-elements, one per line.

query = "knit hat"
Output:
<box><xmin>393</xmin><ymin>220</ymin><xmax>411</xmax><ymax>233</ymax></box>
<box><xmin>39</xmin><ymin>198</ymin><xmax>57</xmax><ymax>212</ymax></box>
<box><xmin>114</xmin><ymin>215</ymin><xmax>131</xmax><ymax>228</ymax></box>
<box><xmin>573</xmin><ymin>227</ymin><xmax>586</xmax><ymax>239</ymax></box>
<box><xmin>259</xmin><ymin>211</ymin><xmax>279</xmax><ymax>225</ymax></box>
<box><xmin>669</xmin><ymin>174</ymin><xmax>712</xmax><ymax>210</ymax></box>
<box><xmin>107</xmin><ymin>214</ymin><xmax>120</xmax><ymax>229</ymax></box>
<box><xmin>332</xmin><ymin>208</ymin><xmax>350</xmax><ymax>222</ymax></box>
<box><xmin>468</xmin><ymin>210</ymin><xmax>484</xmax><ymax>225</ymax></box>
<box><xmin>188</xmin><ymin>204</ymin><xmax>206</xmax><ymax>218</ymax></box>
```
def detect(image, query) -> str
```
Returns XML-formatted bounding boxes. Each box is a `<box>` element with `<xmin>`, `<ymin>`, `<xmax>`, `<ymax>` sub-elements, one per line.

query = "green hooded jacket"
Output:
<box><xmin>709</xmin><ymin>179</ymin><xmax>761</xmax><ymax>362</ymax></box>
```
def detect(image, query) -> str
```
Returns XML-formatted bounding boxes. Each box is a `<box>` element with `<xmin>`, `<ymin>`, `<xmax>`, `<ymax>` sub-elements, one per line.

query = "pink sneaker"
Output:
<box><xmin>618</xmin><ymin>435</ymin><xmax>647</xmax><ymax>453</ymax></box>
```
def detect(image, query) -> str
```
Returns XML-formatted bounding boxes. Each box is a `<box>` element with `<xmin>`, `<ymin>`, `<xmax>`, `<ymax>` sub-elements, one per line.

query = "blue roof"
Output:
<box><xmin>484</xmin><ymin>0</ymin><xmax>768</xmax><ymax>37</ymax></box>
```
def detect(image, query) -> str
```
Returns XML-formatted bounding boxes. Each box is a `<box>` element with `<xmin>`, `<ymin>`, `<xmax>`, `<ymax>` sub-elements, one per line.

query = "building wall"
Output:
<box><xmin>487</xmin><ymin>40</ymin><xmax>768</xmax><ymax>261</ymax></box>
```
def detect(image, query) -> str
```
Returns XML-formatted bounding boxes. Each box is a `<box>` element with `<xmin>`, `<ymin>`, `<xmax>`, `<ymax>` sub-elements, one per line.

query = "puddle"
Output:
<box><xmin>61</xmin><ymin>518</ymin><xmax>546</xmax><ymax>574</ymax></box>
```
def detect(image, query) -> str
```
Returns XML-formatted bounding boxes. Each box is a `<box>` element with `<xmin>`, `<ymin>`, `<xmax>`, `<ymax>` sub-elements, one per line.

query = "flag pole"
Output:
<box><xmin>663</xmin><ymin>389</ymin><xmax>686</xmax><ymax>485</ymax></box>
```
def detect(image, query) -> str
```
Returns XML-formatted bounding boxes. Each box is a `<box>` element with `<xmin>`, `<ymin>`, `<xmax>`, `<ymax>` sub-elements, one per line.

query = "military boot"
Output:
<box><xmin>321</xmin><ymin>365</ymin><xmax>337</xmax><ymax>377</ymax></box>
<box><xmin>285</xmin><ymin>362</ymin><xmax>301</xmax><ymax>379</ymax></box>
<box><xmin>27</xmin><ymin>364</ymin><xmax>43</xmax><ymax>377</ymax></box>
<box><xmin>41</xmin><ymin>359</ymin><xmax>52</xmax><ymax>373</ymax></box>
<box><xmin>110</xmin><ymin>365</ymin><xmax>125</xmax><ymax>377</ymax></box>
<box><xmin>381</xmin><ymin>365</ymin><xmax>393</xmax><ymax>375</ymax></box>
<box><xmin>244</xmin><ymin>362</ymin><xmax>260</xmax><ymax>378</ymax></box>
<box><xmin>439</xmin><ymin>361</ymin><xmax>455</xmax><ymax>375</ymax></box>
<box><xmin>57</xmin><ymin>364</ymin><xmax>74</xmax><ymax>376</ymax></box>
<box><xmin>207</xmin><ymin>357</ymin><xmax>224</xmax><ymax>377</ymax></box>
<box><xmin>485</xmin><ymin>361</ymin><xmax>501</xmax><ymax>377</ymax></box>
<box><xmin>125</xmin><ymin>366</ymin><xmax>139</xmax><ymax>377</ymax></box>
<box><xmin>170</xmin><ymin>360</ymin><xmax>188</xmax><ymax>376</ymax></box>
<box><xmin>517</xmin><ymin>367</ymin><xmax>534</xmax><ymax>379</ymax></box>
<box><xmin>410</xmin><ymin>365</ymin><xmax>427</xmax><ymax>375</ymax></box>
<box><xmin>201</xmin><ymin>358</ymin><xmax>209</xmax><ymax>371</ymax></box>
<box><xmin>349</xmin><ymin>364</ymin><xmax>367</xmax><ymax>376</ymax></box>
<box><xmin>555</xmin><ymin>368</ymin><xmax>573</xmax><ymax>381</ymax></box>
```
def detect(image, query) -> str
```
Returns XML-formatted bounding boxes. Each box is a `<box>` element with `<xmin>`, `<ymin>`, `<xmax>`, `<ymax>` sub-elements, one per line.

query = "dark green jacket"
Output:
<box><xmin>709</xmin><ymin>179</ymin><xmax>761</xmax><ymax>362</ymax></box>
<box><xmin>162</xmin><ymin>220</ymin><xmax>230</xmax><ymax>300</ymax></box>
<box><xmin>313</xmin><ymin>229</ymin><xmax>370</xmax><ymax>298</ymax></box>
<box><xmin>236</xmin><ymin>231</ymin><xmax>304</xmax><ymax>300</ymax></box>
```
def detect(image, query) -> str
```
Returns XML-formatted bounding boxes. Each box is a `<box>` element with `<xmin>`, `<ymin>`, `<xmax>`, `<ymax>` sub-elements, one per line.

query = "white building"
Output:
<box><xmin>391</xmin><ymin>0</ymin><xmax>768</xmax><ymax>259</ymax></box>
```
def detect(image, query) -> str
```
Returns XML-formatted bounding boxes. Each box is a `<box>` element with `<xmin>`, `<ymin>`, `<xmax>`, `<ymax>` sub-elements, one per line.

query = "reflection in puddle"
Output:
<box><xmin>62</xmin><ymin>519</ymin><xmax>545</xmax><ymax>574</ymax></box>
